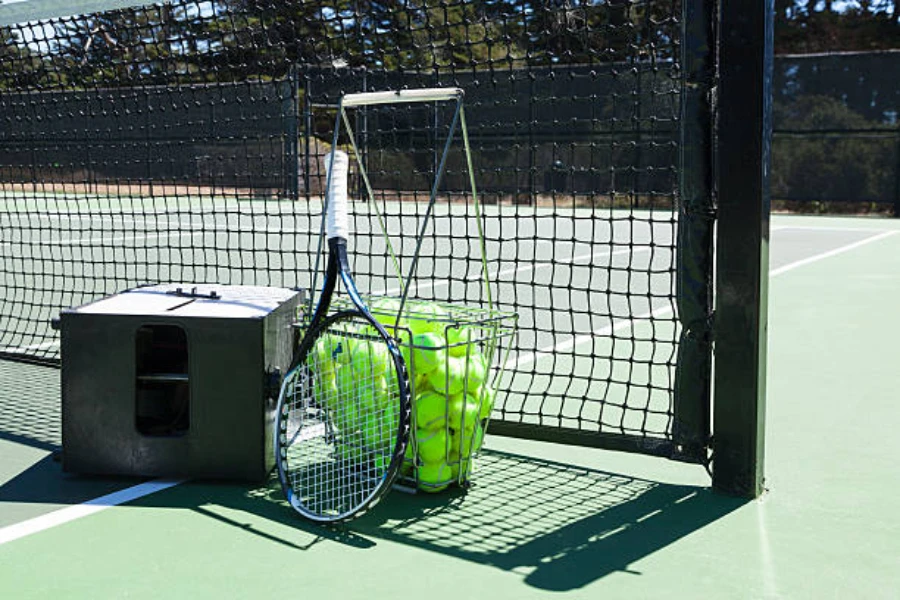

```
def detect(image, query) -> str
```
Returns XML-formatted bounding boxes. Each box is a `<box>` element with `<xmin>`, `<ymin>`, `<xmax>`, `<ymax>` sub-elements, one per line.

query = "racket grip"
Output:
<box><xmin>325</xmin><ymin>149</ymin><xmax>350</xmax><ymax>240</ymax></box>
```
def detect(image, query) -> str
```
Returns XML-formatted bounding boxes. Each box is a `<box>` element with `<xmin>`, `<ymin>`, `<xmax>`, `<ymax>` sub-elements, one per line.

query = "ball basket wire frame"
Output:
<box><xmin>298</xmin><ymin>88</ymin><xmax>519</xmax><ymax>493</ymax></box>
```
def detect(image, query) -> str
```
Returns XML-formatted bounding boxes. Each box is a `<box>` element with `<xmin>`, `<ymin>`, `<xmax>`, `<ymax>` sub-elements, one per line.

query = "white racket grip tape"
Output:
<box><xmin>324</xmin><ymin>149</ymin><xmax>350</xmax><ymax>240</ymax></box>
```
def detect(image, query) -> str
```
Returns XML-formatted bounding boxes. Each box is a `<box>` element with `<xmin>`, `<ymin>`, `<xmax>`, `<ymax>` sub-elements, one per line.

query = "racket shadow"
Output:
<box><xmin>346</xmin><ymin>449</ymin><xmax>746</xmax><ymax>591</ymax></box>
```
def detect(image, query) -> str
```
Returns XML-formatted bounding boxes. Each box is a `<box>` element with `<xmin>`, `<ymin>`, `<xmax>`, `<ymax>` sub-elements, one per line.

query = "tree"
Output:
<box><xmin>47</xmin><ymin>3</ymin><xmax>200</xmax><ymax>86</ymax></box>
<box><xmin>772</xmin><ymin>95</ymin><xmax>894</xmax><ymax>202</ymax></box>
<box><xmin>774</xmin><ymin>0</ymin><xmax>900</xmax><ymax>53</ymax></box>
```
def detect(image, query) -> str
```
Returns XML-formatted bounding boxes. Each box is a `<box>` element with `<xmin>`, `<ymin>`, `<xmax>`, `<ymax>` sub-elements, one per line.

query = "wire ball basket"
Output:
<box><xmin>299</xmin><ymin>87</ymin><xmax>519</xmax><ymax>493</ymax></box>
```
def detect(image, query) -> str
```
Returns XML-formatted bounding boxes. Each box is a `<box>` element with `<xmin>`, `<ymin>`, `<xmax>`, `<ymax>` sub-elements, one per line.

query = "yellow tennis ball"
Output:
<box><xmin>329</xmin><ymin>337</ymin><xmax>352</xmax><ymax>365</ymax></box>
<box><xmin>407</xmin><ymin>302</ymin><xmax>449</xmax><ymax>335</ymax></box>
<box><xmin>427</xmin><ymin>356</ymin><xmax>465</xmax><ymax>396</ymax></box>
<box><xmin>413</xmin><ymin>372</ymin><xmax>431</xmax><ymax>396</ymax></box>
<box><xmin>448</xmin><ymin>393</ymin><xmax>479</xmax><ymax>433</ymax></box>
<box><xmin>426</xmin><ymin>302</ymin><xmax>449</xmax><ymax>331</ymax></box>
<box><xmin>358</xmin><ymin>374</ymin><xmax>389</xmax><ymax>412</ymax></box>
<box><xmin>331</xmin><ymin>401</ymin><xmax>360</xmax><ymax>434</ymax></box>
<box><xmin>374</xmin><ymin>375</ymin><xmax>391</xmax><ymax>409</ymax></box>
<box><xmin>406</xmin><ymin>311</ymin><xmax>432</xmax><ymax>336</ymax></box>
<box><xmin>450</xmin><ymin>422</ymin><xmax>485</xmax><ymax>460</ymax></box>
<box><xmin>417</xmin><ymin>461</ymin><xmax>452</xmax><ymax>493</ymax></box>
<box><xmin>411</xmin><ymin>332</ymin><xmax>445</xmax><ymax>375</ymax></box>
<box><xmin>372</xmin><ymin>297</ymin><xmax>402</xmax><ymax>320</ymax></box>
<box><xmin>335</xmin><ymin>365</ymin><xmax>356</xmax><ymax>399</ymax></box>
<box><xmin>333</xmin><ymin>441</ymin><xmax>365</xmax><ymax>463</ymax></box>
<box><xmin>449</xmin><ymin>426</ymin><xmax>480</xmax><ymax>481</ymax></box>
<box><xmin>416</xmin><ymin>427</ymin><xmax>448</xmax><ymax>464</ymax></box>
<box><xmin>373</xmin><ymin>453</ymin><xmax>389</xmax><ymax>471</ymax></box>
<box><xmin>476</xmin><ymin>385</ymin><xmax>496</xmax><ymax>420</ymax></box>
<box><xmin>447</xmin><ymin>326</ymin><xmax>476</xmax><ymax>357</ymax></box>
<box><xmin>449</xmin><ymin>459</ymin><xmax>473</xmax><ymax>482</ymax></box>
<box><xmin>351</xmin><ymin>339</ymin><xmax>389</xmax><ymax>379</ymax></box>
<box><xmin>415</xmin><ymin>390</ymin><xmax>448</xmax><ymax>430</ymax></box>
<box><xmin>462</xmin><ymin>352</ymin><xmax>488</xmax><ymax>392</ymax></box>
<box><xmin>360</xmin><ymin>414</ymin><xmax>390</xmax><ymax>449</ymax></box>
<box><xmin>313</xmin><ymin>372</ymin><xmax>339</xmax><ymax>410</ymax></box>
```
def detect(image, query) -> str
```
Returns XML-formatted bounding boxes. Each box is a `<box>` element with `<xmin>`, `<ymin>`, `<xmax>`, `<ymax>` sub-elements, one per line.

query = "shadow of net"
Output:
<box><xmin>256</xmin><ymin>449</ymin><xmax>744</xmax><ymax>590</ymax></box>
<box><xmin>0</xmin><ymin>361</ymin><xmax>60</xmax><ymax>451</ymax></box>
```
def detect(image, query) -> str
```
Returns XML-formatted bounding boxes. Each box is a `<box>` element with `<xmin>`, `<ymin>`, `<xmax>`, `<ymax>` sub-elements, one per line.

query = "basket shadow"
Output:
<box><xmin>348</xmin><ymin>449</ymin><xmax>746</xmax><ymax>590</ymax></box>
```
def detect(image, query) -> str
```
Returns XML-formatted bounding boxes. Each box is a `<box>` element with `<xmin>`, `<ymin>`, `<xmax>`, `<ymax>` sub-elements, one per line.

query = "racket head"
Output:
<box><xmin>275</xmin><ymin>310</ymin><xmax>411</xmax><ymax>523</ymax></box>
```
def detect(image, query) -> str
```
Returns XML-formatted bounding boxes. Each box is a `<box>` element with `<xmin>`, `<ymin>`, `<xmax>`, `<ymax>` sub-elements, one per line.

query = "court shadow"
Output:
<box><xmin>0</xmin><ymin>361</ymin><xmax>61</xmax><ymax>452</ymax></box>
<box><xmin>0</xmin><ymin>455</ymin><xmax>376</xmax><ymax>550</ymax></box>
<box><xmin>2</xmin><ymin>445</ymin><xmax>744</xmax><ymax>590</ymax></box>
<box><xmin>347</xmin><ymin>450</ymin><xmax>746</xmax><ymax>591</ymax></box>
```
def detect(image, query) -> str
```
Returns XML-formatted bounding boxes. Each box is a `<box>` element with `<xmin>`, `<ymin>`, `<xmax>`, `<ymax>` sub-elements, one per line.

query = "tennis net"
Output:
<box><xmin>0</xmin><ymin>0</ymin><xmax>712</xmax><ymax>461</ymax></box>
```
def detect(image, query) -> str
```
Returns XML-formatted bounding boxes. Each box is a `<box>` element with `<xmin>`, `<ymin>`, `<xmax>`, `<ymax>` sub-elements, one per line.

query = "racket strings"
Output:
<box><xmin>279</xmin><ymin>315</ymin><xmax>402</xmax><ymax>519</ymax></box>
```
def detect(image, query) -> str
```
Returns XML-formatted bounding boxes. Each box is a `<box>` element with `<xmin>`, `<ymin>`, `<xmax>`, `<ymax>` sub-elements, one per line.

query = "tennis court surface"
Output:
<box><xmin>2</xmin><ymin>214</ymin><xmax>899</xmax><ymax>598</ymax></box>
<box><xmin>3</xmin><ymin>0</ymin><xmax>900</xmax><ymax>596</ymax></box>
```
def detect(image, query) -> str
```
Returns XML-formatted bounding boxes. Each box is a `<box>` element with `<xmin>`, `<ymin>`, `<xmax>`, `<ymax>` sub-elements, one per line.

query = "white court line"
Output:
<box><xmin>507</xmin><ymin>303</ymin><xmax>675</xmax><ymax>370</ymax></box>
<box><xmin>507</xmin><ymin>229</ymin><xmax>899</xmax><ymax>370</ymax></box>
<box><xmin>2</xmin><ymin>229</ymin><xmax>894</xmax><ymax>547</ymax></box>
<box><xmin>31</xmin><ymin>214</ymin><xmax>317</xmax><ymax>236</ymax></box>
<box><xmin>19</xmin><ymin>229</ymin><xmax>208</xmax><ymax>247</ymax></box>
<box><xmin>770</xmin><ymin>230</ymin><xmax>897</xmax><ymax>277</ymax></box>
<box><xmin>2</xmin><ymin>213</ymin><xmax>316</xmax><ymax>237</ymax></box>
<box><xmin>773</xmin><ymin>225</ymin><xmax>891</xmax><ymax>233</ymax></box>
<box><xmin>0</xmin><ymin>480</ymin><xmax>184</xmax><ymax>546</ymax></box>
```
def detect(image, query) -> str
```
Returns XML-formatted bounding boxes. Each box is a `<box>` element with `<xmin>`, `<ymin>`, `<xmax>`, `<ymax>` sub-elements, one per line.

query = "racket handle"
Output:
<box><xmin>325</xmin><ymin>150</ymin><xmax>350</xmax><ymax>240</ymax></box>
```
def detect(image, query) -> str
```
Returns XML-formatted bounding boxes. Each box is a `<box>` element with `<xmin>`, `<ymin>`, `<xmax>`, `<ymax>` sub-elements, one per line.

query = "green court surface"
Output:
<box><xmin>2</xmin><ymin>214</ymin><xmax>900</xmax><ymax>598</ymax></box>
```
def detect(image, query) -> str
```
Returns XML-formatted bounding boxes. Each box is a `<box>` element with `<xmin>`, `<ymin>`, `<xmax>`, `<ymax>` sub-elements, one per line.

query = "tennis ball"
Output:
<box><xmin>333</xmin><ymin>441</ymin><xmax>366</xmax><ymax>464</ymax></box>
<box><xmin>349</xmin><ymin>342</ymin><xmax>368</xmax><ymax>374</ymax></box>
<box><xmin>416</xmin><ymin>461</ymin><xmax>453</xmax><ymax>493</ymax></box>
<box><xmin>406</xmin><ymin>302</ymin><xmax>447</xmax><ymax>335</ymax></box>
<box><xmin>412</xmin><ymin>372</ymin><xmax>431</xmax><ymax>396</ymax></box>
<box><xmin>313</xmin><ymin>336</ymin><xmax>340</xmax><ymax>373</ymax></box>
<box><xmin>416</xmin><ymin>427</ymin><xmax>448</xmax><ymax>464</ymax></box>
<box><xmin>358</xmin><ymin>374</ymin><xmax>387</xmax><ymax>412</ymax></box>
<box><xmin>361</xmin><ymin>414</ymin><xmax>390</xmax><ymax>449</ymax></box>
<box><xmin>313</xmin><ymin>373</ymin><xmax>339</xmax><ymax>410</ymax></box>
<box><xmin>411</xmin><ymin>332</ymin><xmax>445</xmax><ymax>375</ymax></box>
<box><xmin>335</xmin><ymin>365</ymin><xmax>356</xmax><ymax>399</ymax></box>
<box><xmin>476</xmin><ymin>385</ymin><xmax>496</xmax><ymax>420</ymax></box>
<box><xmin>372</xmin><ymin>453</ymin><xmax>389</xmax><ymax>472</ymax></box>
<box><xmin>415</xmin><ymin>390</ymin><xmax>448</xmax><ymax>430</ymax></box>
<box><xmin>331</xmin><ymin>401</ymin><xmax>360</xmax><ymax>434</ymax></box>
<box><xmin>406</xmin><ymin>313</ymin><xmax>432</xmax><ymax>336</ymax></box>
<box><xmin>329</xmin><ymin>337</ymin><xmax>351</xmax><ymax>365</ymax></box>
<box><xmin>351</xmin><ymin>340</ymin><xmax>390</xmax><ymax>379</ymax></box>
<box><xmin>447</xmin><ymin>327</ymin><xmax>476</xmax><ymax>357</ymax></box>
<box><xmin>450</xmin><ymin>422</ymin><xmax>485</xmax><ymax>459</ymax></box>
<box><xmin>463</xmin><ymin>352</ymin><xmax>488</xmax><ymax>391</ymax></box>
<box><xmin>448</xmin><ymin>393</ymin><xmax>479</xmax><ymax>434</ymax></box>
<box><xmin>449</xmin><ymin>459</ymin><xmax>473</xmax><ymax>482</ymax></box>
<box><xmin>374</xmin><ymin>375</ymin><xmax>392</xmax><ymax>409</ymax></box>
<box><xmin>426</xmin><ymin>302</ymin><xmax>449</xmax><ymax>331</ymax></box>
<box><xmin>427</xmin><ymin>356</ymin><xmax>466</xmax><ymax>396</ymax></box>
<box><xmin>372</xmin><ymin>297</ymin><xmax>402</xmax><ymax>318</ymax></box>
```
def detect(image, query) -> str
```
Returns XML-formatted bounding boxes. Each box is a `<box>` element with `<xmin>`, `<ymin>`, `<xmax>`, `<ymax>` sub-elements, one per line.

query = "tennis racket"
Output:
<box><xmin>275</xmin><ymin>149</ymin><xmax>411</xmax><ymax>523</ymax></box>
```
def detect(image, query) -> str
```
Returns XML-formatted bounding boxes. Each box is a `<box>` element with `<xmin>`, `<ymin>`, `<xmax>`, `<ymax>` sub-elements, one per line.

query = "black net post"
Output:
<box><xmin>895</xmin><ymin>131</ymin><xmax>900</xmax><ymax>218</ymax></box>
<box><xmin>712</xmin><ymin>0</ymin><xmax>774</xmax><ymax>498</ymax></box>
<box><xmin>673</xmin><ymin>0</ymin><xmax>715</xmax><ymax>464</ymax></box>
